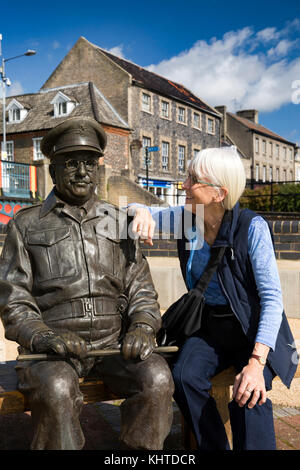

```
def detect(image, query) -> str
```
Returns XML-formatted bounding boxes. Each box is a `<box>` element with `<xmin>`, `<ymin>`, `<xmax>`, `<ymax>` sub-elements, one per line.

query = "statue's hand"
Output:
<box><xmin>32</xmin><ymin>330</ymin><xmax>87</xmax><ymax>358</ymax></box>
<box><xmin>122</xmin><ymin>323</ymin><xmax>156</xmax><ymax>361</ymax></box>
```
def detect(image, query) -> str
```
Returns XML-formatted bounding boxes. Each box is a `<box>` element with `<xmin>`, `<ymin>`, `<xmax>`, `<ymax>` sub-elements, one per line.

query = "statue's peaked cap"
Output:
<box><xmin>41</xmin><ymin>117</ymin><xmax>107</xmax><ymax>158</ymax></box>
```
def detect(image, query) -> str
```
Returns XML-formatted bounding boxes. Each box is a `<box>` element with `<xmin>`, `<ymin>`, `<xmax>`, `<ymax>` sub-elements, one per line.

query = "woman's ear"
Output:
<box><xmin>49</xmin><ymin>163</ymin><xmax>56</xmax><ymax>184</ymax></box>
<box><xmin>214</xmin><ymin>187</ymin><xmax>228</xmax><ymax>203</ymax></box>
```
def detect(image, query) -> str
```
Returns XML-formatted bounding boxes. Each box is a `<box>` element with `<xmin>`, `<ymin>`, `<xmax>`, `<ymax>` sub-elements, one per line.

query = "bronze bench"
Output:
<box><xmin>1</xmin><ymin>360</ymin><xmax>299</xmax><ymax>450</ymax></box>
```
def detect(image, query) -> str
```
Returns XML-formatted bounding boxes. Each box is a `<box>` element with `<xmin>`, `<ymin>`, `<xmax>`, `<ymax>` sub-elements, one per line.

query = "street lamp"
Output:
<box><xmin>0</xmin><ymin>35</ymin><xmax>36</xmax><ymax>159</ymax></box>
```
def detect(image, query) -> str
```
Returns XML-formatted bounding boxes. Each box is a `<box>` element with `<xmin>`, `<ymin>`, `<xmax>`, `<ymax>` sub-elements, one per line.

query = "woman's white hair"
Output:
<box><xmin>189</xmin><ymin>146</ymin><xmax>246</xmax><ymax>210</ymax></box>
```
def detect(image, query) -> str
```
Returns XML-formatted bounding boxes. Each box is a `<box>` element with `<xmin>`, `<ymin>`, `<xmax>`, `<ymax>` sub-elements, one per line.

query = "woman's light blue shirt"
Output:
<box><xmin>129</xmin><ymin>204</ymin><xmax>283</xmax><ymax>350</ymax></box>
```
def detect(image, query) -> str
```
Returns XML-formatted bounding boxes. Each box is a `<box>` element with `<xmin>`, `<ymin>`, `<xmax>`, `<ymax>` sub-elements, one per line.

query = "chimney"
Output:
<box><xmin>215</xmin><ymin>105</ymin><xmax>227</xmax><ymax>140</ymax></box>
<box><xmin>236</xmin><ymin>109</ymin><xmax>259</xmax><ymax>124</ymax></box>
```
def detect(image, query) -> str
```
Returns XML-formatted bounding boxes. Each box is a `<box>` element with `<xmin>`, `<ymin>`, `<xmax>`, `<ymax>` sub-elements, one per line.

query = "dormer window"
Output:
<box><xmin>6</xmin><ymin>99</ymin><xmax>28</xmax><ymax>123</ymax></box>
<box><xmin>51</xmin><ymin>92</ymin><xmax>76</xmax><ymax>118</ymax></box>
<box><xmin>58</xmin><ymin>101</ymin><xmax>67</xmax><ymax>115</ymax></box>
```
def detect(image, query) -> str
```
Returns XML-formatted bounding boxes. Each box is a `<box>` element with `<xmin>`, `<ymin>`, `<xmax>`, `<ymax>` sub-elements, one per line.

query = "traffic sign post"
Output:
<box><xmin>145</xmin><ymin>146</ymin><xmax>160</xmax><ymax>190</ymax></box>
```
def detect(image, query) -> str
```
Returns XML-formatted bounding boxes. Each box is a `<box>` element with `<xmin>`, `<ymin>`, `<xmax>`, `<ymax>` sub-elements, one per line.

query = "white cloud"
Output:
<box><xmin>53</xmin><ymin>40</ymin><xmax>60</xmax><ymax>49</ymax></box>
<box><xmin>146</xmin><ymin>22</ymin><xmax>300</xmax><ymax>113</ymax></box>
<box><xmin>0</xmin><ymin>81</ymin><xmax>24</xmax><ymax>98</ymax></box>
<box><xmin>107</xmin><ymin>45</ymin><xmax>125</xmax><ymax>58</ymax></box>
<box><xmin>267</xmin><ymin>39</ymin><xmax>296</xmax><ymax>58</ymax></box>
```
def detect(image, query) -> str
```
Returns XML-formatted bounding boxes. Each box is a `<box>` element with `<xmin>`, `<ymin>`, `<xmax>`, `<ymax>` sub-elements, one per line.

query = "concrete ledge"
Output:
<box><xmin>148</xmin><ymin>257</ymin><xmax>300</xmax><ymax>318</ymax></box>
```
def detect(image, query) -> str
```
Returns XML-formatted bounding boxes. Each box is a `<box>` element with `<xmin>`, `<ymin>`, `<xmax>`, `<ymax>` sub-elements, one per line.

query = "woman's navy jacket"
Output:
<box><xmin>177</xmin><ymin>203</ymin><xmax>298</xmax><ymax>388</ymax></box>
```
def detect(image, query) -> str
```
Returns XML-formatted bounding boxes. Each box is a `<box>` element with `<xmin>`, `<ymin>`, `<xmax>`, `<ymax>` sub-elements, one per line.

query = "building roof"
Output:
<box><xmin>0</xmin><ymin>82</ymin><xmax>130</xmax><ymax>135</ymax></box>
<box><xmin>91</xmin><ymin>41</ymin><xmax>219</xmax><ymax>117</ymax></box>
<box><xmin>228</xmin><ymin>112</ymin><xmax>296</xmax><ymax>146</ymax></box>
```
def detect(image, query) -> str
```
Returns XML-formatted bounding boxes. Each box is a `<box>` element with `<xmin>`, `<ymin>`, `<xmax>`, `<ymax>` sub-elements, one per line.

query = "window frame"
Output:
<box><xmin>161</xmin><ymin>140</ymin><xmax>170</xmax><ymax>171</ymax></box>
<box><xmin>177</xmin><ymin>105</ymin><xmax>187</xmax><ymax>125</ymax></box>
<box><xmin>33</xmin><ymin>137</ymin><xmax>45</xmax><ymax>161</ymax></box>
<box><xmin>1</xmin><ymin>140</ymin><xmax>14</xmax><ymax>161</ymax></box>
<box><xmin>206</xmin><ymin>116</ymin><xmax>215</xmax><ymax>135</ymax></box>
<box><xmin>192</xmin><ymin>111</ymin><xmax>201</xmax><ymax>130</ymax></box>
<box><xmin>178</xmin><ymin>144</ymin><xmax>186</xmax><ymax>173</ymax></box>
<box><xmin>160</xmin><ymin>98</ymin><xmax>171</xmax><ymax>120</ymax></box>
<box><xmin>141</xmin><ymin>91</ymin><xmax>153</xmax><ymax>114</ymax></box>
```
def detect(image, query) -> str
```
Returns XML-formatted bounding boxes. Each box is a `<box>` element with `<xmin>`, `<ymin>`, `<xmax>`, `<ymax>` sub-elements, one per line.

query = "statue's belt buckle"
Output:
<box><xmin>83</xmin><ymin>298</ymin><xmax>93</xmax><ymax>315</ymax></box>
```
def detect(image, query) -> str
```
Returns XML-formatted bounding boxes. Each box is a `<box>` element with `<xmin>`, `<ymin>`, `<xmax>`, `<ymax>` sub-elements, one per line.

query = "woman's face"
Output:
<box><xmin>182</xmin><ymin>170</ymin><xmax>222</xmax><ymax>213</ymax></box>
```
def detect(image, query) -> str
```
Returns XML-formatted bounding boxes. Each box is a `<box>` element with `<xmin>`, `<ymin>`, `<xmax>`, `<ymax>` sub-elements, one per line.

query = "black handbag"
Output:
<box><xmin>156</xmin><ymin>245</ymin><xmax>226</xmax><ymax>347</ymax></box>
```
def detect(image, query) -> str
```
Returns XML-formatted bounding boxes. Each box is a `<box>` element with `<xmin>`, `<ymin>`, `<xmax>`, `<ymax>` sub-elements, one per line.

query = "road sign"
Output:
<box><xmin>147</xmin><ymin>146</ymin><xmax>160</xmax><ymax>152</ymax></box>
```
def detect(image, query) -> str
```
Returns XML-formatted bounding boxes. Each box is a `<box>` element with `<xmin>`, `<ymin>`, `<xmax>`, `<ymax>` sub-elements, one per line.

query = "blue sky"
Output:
<box><xmin>1</xmin><ymin>0</ymin><xmax>300</xmax><ymax>145</ymax></box>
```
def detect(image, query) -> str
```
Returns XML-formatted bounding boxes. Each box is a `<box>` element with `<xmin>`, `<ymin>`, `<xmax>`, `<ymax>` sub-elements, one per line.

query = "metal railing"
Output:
<box><xmin>0</xmin><ymin>160</ymin><xmax>32</xmax><ymax>198</ymax></box>
<box><xmin>241</xmin><ymin>180</ymin><xmax>300</xmax><ymax>212</ymax></box>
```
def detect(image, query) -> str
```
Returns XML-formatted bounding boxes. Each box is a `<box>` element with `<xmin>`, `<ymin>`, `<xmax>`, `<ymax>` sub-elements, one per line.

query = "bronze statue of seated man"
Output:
<box><xmin>0</xmin><ymin>117</ymin><xmax>174</xmax><ymax>450</ymax></box>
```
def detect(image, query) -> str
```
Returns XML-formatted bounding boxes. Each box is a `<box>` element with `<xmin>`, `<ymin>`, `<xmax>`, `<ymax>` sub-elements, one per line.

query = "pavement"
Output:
<box><xmin>0</xmin><ymin>398</ymin><xmax>299</xmax><ymax>451</ymax></box>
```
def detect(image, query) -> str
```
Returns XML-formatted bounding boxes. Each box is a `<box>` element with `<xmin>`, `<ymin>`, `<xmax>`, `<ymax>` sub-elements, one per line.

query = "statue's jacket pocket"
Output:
<box><xmin>27</xmin><ymin>227</ymin><xmax>78</xmax><ymax>282</ymax></box>
<box><xmin>94</xmin><ymin>224</ymin><xmax>122</xmax><ymax>279</ymax></box>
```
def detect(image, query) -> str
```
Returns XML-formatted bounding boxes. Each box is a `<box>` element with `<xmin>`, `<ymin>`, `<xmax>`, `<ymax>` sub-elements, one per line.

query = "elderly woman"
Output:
<box><xmin>129</xmin><ymin>146</ymin><xmax>297</xmax><ymax>450</ymax></box>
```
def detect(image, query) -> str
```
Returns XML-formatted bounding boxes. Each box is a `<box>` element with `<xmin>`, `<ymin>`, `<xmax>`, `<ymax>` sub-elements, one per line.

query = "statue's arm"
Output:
<box><xmin>0</xmin><ymin>219</ymin><xmax>52</xmax><ymax>350</ymax></box>
<box><xmin>123</xmin><ymin>235</ymin><xmax>161</xmax><ymax>334</ymax></box>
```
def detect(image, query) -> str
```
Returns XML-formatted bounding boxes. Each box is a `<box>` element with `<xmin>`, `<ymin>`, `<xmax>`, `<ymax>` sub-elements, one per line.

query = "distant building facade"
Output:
<box><xmin>41</xmin><ymin>36</ymin><xmax>222</xmax><ymax>205</ymax></box>
<box><xmin>216</xmin><ymin>106</ymin><xmax>297</xmax><ymax>186</ymax></box>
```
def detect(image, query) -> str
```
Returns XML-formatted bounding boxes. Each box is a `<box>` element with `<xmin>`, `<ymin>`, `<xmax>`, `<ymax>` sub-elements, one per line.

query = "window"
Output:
<box><xmin>283</xmin><ymin>169</ymin><xmax>287</xmax><ymax>182</ymax></box>
<box><xmin>283</xmin><ymin>147</ymin><xmax>287</xmax><ymax>161</ymax></box>
<box><xmin>161</xmin><ymin>100</ymin><xmax>169</xmax><ymax>118</ymax></box>
<box><xmin>142</xmin><ymin>93</ymin><xmax>151</xmax><ymax>112</ymax></box>
<box><xmin>58</xmin><ymin>101</ymin><xmax>67</xmax><ymax>116</ymax></box>
<box><xmin>289</xmin><ymin>148</ymin><xmax>293</xmax><ymax>162</ymax></box>
<box><xmin>33</xmin><ymin>138</ymin><xmax>44</xmax><ymax>160</ymax></box>
<box><xmin>12</xmin><ymin>108</ymin><xmax>21</xmax><ymax>122</ymax></box>
<box><xmin>178</xmin><ymin>145</ymin><xmax>186</xmax><ymax>172</ymax></box>
<box><xmin>51</xmin><ymin>92</ymin><xmax>76</xmax><ymax>118</ymax></box>
<box><xmin>178</xmin><ymin>107</ymin><xmax>186</xmax><ymax>124</ymax></box>
<box><xmin>193</xmin><ymin>112</ymin><xmax>201</xmax><ymax>129</ymax></box>
<box><xmin>207</xmin><ymin>117</ymin><xmax>215</xmax><ymax>134</ymax></box>
<box><xmin>1</xmin><ymin>141</ymin><xmax>14</xmax><ymax>161</ymax></box>
<box><xmin>275</xmin><ymin>144</ymin><xmax>279</xmax><ymax>158</ymax></box>
<box><xmin>276</xmin><ymin>168</ymin><xmax>279</xmax><ymax>183</ymax></box>
<box><xmin>193</xmin><ymin>149</ymin><xmax>200</xmax><ymax>159</ymax></box>
<box><xmin>255</xmin><ymin>138</ymin><xmax>259</xmax><ymax>153</ymax></box>
<box><xmin>262</xmin><ymin>165</ymin><xmax>266</xmax><ymax>182</ymax></box>
<box><xmin>269</xmin><ymin>142</ymin><xmax>273</xmax><ymax>157</ymax></box>
<box><xmin>142</xmin><ymin>136</ymin><xmax>151</xmax><ymax>169</ymax></box>
<box><xmin>255</xmin><ymin>164</ymin><xmax>259</xmax><ymax>181</ymax></box>
<box><xmin>161</xmin><ymin>141</ymin><xmax>169</xmax><ymax>171</ymax></box>
<box><xmin>7</xmin><ymin>99</ymin><xmax>27</xmax><ymax>123</ymax></box>
<box><xmin>269</xmin><ymin>167</ymin><xmax>273</xmax><ymax>182</ymax></box>
<box><xmin>290</xmin><ymin>170</ymin><xmax>293</xmax><ymax>181</ymax></box>
<box><xmin>262</xmin><ymin>140</ymin><xmax>266</xmax><ymax>154</ymax></box>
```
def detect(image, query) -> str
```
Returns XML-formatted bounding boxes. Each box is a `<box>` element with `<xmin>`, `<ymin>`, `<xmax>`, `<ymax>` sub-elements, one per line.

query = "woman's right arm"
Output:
<box><xmin>127</xmin><ymin>203</ymin><xmax>183</xmax><ymax>245</ymax></box>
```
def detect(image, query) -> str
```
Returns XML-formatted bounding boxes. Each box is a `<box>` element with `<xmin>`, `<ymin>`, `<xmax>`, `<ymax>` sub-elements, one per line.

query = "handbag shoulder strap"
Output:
<box><xmin>193</xmin><ymin>245</ymin><xmax>226</xmax><ymax>294</ymax></box>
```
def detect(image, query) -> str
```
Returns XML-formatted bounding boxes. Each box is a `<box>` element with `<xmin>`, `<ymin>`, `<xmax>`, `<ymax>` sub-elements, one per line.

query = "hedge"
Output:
<box><xmin>240</xmin><ymin>183</ymin><xmax>300</xmax><ymax>212</ymax></box>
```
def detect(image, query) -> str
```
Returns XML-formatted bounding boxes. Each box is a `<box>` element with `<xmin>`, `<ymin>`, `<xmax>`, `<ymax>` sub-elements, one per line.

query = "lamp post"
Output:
<box><xmin>0</xmin><ymin>34</ymin><xmax>36</xmax><ymax>159</ymax></box>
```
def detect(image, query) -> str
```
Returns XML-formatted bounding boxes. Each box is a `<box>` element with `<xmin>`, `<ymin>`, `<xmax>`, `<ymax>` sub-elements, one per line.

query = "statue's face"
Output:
<box><xmin>51</xmin><ymin>151</ymin><xmax>99</xmax><ymax>205</ymax></box>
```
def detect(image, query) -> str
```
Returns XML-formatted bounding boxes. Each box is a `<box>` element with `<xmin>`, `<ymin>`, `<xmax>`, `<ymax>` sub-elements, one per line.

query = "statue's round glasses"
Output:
<box><xmin>64</xmin><ymin>159</ymin><xmax>98</xmax><ymax>172</ymax></box>
<box><xmin>188</xmin><ymin>173</ymin><xmax>221</xmax><ymax>188</ymax></box>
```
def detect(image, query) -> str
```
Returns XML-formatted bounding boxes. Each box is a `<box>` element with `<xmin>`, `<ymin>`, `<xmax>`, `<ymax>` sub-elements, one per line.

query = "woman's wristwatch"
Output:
<box><xmin>250</xmin><ymin>354</ymin><xmax>267</xmax><ymax>366</ymax></box>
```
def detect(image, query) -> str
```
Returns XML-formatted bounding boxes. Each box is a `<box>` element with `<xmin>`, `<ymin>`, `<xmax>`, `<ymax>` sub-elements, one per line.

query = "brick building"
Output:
<box><xmin>41</xmin><ymin>36</ymin><xmax>222</xmax><ymax>205</ymax></box>
<box><xmin>216</xmin><ymin>106</ymin><xmax>297</xmax><ymax>185</ymax></box>
<box><xmin>0</xmin><ymin>81</ymin><xmax>131</xmax><ymax>223</ymax></box>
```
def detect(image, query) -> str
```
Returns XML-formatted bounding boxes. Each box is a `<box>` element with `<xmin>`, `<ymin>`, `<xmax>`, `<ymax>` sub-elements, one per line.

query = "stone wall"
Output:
<box><xmin>272</xmin><ymin>220</ymin><xmax>300</xmax><ymax>260</ymax></box>
<box><xmin>141</xmin><ymin>218</ymin><xmax>300</xmax><ymax>260</ymax></box>
<box><xmin>130</xmin><ymin>85</ymin><xmax>220</xmax><ymax>181</ymax></box>
<box><xmin>106</xmin><ymin>174</ymin><xmax>168</xmax><ymax>207</ymax></box>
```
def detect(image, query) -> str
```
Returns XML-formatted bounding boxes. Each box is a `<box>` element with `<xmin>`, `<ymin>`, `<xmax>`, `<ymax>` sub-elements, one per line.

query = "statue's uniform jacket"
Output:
<box><xmin>0</xmin><ymin>190</ymin><xmax>162</xmax><ymax>351</ymax></box>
